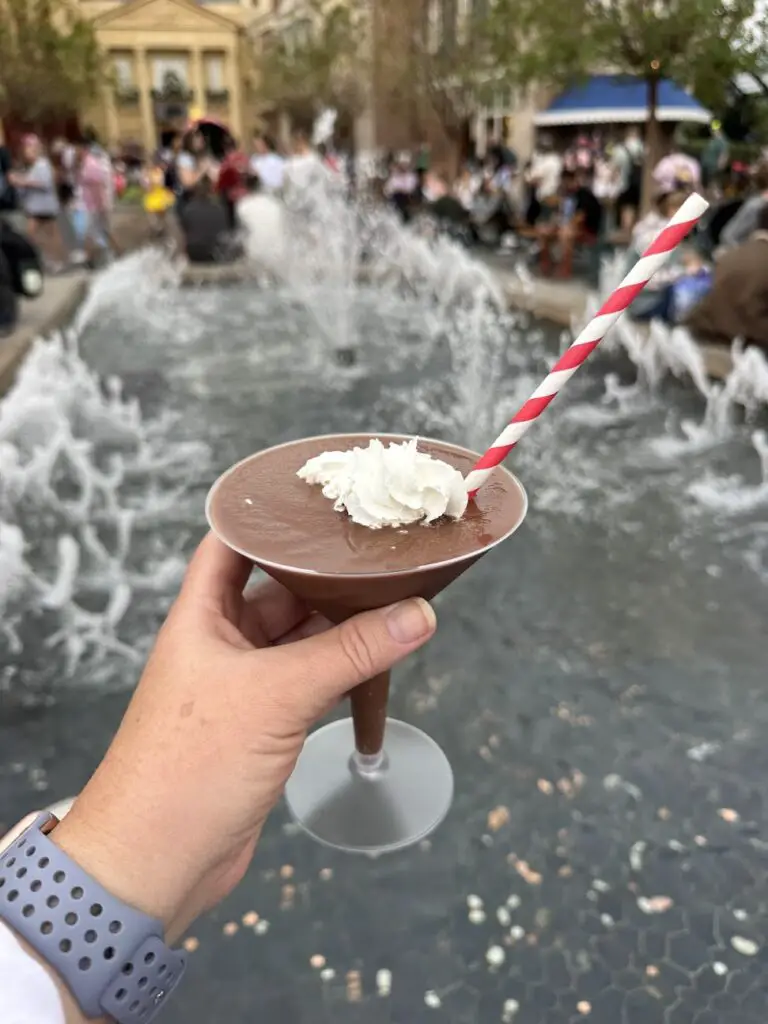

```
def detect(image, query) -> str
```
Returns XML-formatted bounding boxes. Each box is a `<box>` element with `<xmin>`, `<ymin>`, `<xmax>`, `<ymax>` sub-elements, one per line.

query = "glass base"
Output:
<box><xmin>284</xmin><ymin>718</ymin><xmax>454</xmax><ymax>854</ymax></box>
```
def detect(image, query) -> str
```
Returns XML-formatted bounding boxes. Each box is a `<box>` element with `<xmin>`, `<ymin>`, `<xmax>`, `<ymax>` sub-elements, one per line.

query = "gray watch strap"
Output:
<box><xmin>0</xmin><ymin>812</ymin><xmax>185</xmax><ymax>1022</ymax></box>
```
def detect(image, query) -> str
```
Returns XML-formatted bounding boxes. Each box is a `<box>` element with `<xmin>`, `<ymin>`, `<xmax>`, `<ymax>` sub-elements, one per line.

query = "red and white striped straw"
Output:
<box><xmin>465</xmin><ymin>192</ymin><xmax>709</xmax><ymax>497</ymax></box>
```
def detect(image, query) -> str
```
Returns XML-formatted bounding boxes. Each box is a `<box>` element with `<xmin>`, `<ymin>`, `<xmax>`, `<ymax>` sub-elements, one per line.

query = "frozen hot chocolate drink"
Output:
<box><xmin>206</xmin><ymin>433</ymin><xmax>527</xmax><ymax>853</ymax></box>
<box><xmin>207</xmin><ymin>434</ymin><xmax>526</xmax><ymax>583</ymax></box>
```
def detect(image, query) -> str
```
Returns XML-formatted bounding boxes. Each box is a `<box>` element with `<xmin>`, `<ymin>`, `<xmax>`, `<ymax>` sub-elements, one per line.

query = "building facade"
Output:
<box><xmin>250</xmin><ymin>0</ymin><xmax>542</xmax><ymax>168</ymax></box>
<box><xmin>76</xmin><ymin>0</ymin><xmax>543</xmax><ymax>164</ymax></box>
<box><xmin>79</xmin><ymin>0</ymin><xmax>266</xmax><ymax>152</ymax></box>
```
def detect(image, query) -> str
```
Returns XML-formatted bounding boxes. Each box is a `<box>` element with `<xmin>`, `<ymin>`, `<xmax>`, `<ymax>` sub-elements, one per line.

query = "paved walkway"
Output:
<box><xmin>0</xmin><ymin>274</ymin><xmax>88</xmax><ymax>392</ymax></box>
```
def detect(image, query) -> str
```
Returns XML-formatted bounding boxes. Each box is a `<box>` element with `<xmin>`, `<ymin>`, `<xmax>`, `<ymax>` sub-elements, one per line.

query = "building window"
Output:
<box><xmin>205</xmin><ymin>54</ymin><xmax>225</xmax><ymax>91</ymax></box>
<box><xmin>151</xmin><ymin>56</ymin><xmax>189</xmax><ymax>91</ymax></box>
<box><xmin>426</xmin><ymin>0</ymin><xmax>442</xmax><ymax>54</ymax></box>
<box><xmin>112</xmin><ymin>54</ymin><xmax>134</xmax><ymax>89</ymax></box>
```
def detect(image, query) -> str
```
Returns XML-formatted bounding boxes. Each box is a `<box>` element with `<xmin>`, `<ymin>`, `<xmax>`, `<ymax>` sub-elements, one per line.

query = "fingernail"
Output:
<box><xmin>386</xmin><ymin>598</ymin><xmax>436</xmax><ymax>643</ymax></box>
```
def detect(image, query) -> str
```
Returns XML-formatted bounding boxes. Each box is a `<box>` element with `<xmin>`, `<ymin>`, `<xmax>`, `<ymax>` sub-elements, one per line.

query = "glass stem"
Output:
<box><xmin>350</xmin><ymin>670</ymin><xmax>390</xmax><ymax>761</ymax></box>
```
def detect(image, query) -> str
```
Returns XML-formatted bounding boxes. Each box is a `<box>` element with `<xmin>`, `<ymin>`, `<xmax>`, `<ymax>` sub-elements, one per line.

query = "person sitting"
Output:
<box><xmin>718</xmin><ymin>163</ymin><xmax>768</xmax><ymax>249</ymax></box>
<box><xmin>652</xmin><ymin>148</ymin><xmax>701</xmax><ymax>197</ymax></box>
<box><xmin>629</xmin><ymin>190</ymin><xmax>687</xmax><ymax>258</ymax></box>
<box><xmin>177</xmin><ymin>176</ymin><xmax>230</xmax><ymax>264</ymax></box>
<box><xmin>421</xmin><ymin>171</ymin><xmax>475</xmax><ymax>244</ymax></box>
<box><xmin>685</xmin><ymin>203</ymin><xmax>768</xmax><ymax>351</ymax></box>
<box><xmin>667</xmin><ymin>247</ymin><xmax>713</xmax><ymax>325</ymax></box>
<box><xmin>236</xmin><ymin>172</ymin><xmax>287</xmax><ymax>271</ymax></box>
<box><xmin>537</xmin><ymin>169</ymin><xmax>602</xmax><ymax>278</ymax></box>
<box><xmin>383</xmin><ymin>153</ymin><xmax>418</xmax><ymax>222</ymax></box>
<box><xmin>625</xmin><ymin>191</ymin><xmax>688</xmax><ymax>321</ymax></box>
<box><xmin>453</xmin><ymin>165</ymin><xmax>479</xmax><ymax>213</ymax></box>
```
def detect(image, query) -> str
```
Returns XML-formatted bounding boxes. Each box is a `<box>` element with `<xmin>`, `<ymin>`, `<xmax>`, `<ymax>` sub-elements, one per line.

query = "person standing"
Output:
<box><xmin>250</xmin><ymin>133</ymin><xmax>285</xmax><ymax>193</ymax></box>
<box><xmin>525</xmin><ymin>134</ymin><xmax>563</xmax><ymax>224</ymax></box>
<box><xmin>415</xmin><ymin>141</ymin><xmax>431</xmax><ymax>192</ymax></box>
<box><xmin>612</xmin><ymin>128</ymin><xmax>645</xmax><ymax>233</ymax></box>
<box><xmin>283</xmin><ymin>125</ymin><xmax>329</xmax><ymax>198</ymax></box>
<box><xmin>9</xmin><ymin>135</ymin><xmax>66</xmax><ymax>273</ymax></box>
<box><xmin>73</xmin><ymin>130</ymin><xmax>120</xmax><ymax>265</ymax></box>
<box><xmin>217</xmin><ymin>136</ymin><xmax>248</xmax><ymax>231</ymax></box>
<box><xmin>701</xmin><ymin>124</ymin><xmax>730</xmax><ymax>193</ymax></box>
<box><xmin>0</xmin><ymin>142</ymin><xmax>20</xmax><ymax>228</ymax></box>
<box><xmin>0</xmin><ymin>246</ymin><xmax>17</xmax><ymax>337</ymax></box>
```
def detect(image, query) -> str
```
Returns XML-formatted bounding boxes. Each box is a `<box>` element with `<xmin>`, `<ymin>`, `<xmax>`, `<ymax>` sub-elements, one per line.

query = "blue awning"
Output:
<box><xmin>535</xmin><ymin>74</ymin><xmax>711</xmax><ymax>126</ymax></box>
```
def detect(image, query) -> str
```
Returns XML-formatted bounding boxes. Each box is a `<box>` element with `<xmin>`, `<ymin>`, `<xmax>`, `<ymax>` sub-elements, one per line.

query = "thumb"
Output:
<box><xmin>271</xmin><ymin>598</ymin><xmax>437</xmax><ymax>720</ymax></box>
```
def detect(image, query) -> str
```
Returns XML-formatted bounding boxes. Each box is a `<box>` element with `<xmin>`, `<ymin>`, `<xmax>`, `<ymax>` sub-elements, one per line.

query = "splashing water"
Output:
<box><xmin>0</xmin><ymin>262</ymin><xmax>208</xmax><ymax>690</ymax></box>
<box><xmin>237</xmin><ymin>168</ymin><xmax>520</xmax><ymax>436</ymax></box>
<box><xmin>578</xmin><ymin>249</ymin><xmax>768</xmax><ymax>577</ymax></box>
<box><xmin>6</xmin><ymin>186</ymin><xmax>768</xmax><ymax>700</ymax></box>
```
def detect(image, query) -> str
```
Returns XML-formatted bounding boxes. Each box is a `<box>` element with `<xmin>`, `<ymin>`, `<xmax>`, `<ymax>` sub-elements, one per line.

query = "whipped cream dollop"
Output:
<box><xmin>297</xmin><ymin>439</ymin><xmax>469</xmax><ymax>529</ymax></box>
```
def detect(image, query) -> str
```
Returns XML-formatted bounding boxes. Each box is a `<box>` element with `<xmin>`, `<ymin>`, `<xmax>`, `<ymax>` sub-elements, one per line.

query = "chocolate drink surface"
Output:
<box><xmin>207</xmin><ymin>433</ymin><xmax>526</xmax><ymax>577</ymax></box>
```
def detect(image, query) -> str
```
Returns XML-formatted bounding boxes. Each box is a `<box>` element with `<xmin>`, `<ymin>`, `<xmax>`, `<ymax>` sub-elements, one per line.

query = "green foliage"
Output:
<box><xmin>257</xmin><ymin>0</ymin><xmax>366</xmax><ymax>120</ymax></box>
<box><xmin>0</xmin><ymin>0</ymin><xmax>105</xmax><ymax>122</ymax></box>
<box><xmin>485</xmin><ymin>0</ymin><xmax>768</xmax><ymax>113</ymax></box>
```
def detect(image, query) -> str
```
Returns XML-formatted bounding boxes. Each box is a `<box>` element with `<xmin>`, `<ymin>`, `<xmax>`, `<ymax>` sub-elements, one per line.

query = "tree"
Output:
<box><xmin>257</xmin><ymin>1</ymin><xmax>367</xmax><ymax>131</ymax></box>
<box><xmin>485</xmin><ymin>0</ymin><xmax>768</xmax><ymax>204</ymax></box>
<box><xmin>372</xmin><ymin>0</ymin><xmax>503</xmax><ymax>171</ymax></box>
<box><xmin>0</xmin><ymin>0</ymin><xmax>104</xmax><ymax>127</ymax></box>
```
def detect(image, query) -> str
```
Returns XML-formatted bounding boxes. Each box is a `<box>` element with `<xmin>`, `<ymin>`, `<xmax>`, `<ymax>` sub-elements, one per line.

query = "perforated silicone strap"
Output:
<box><xmin>0</xmin><ymin>812</ymin><xmax>185</xmax><ymax>1022</ymax></box>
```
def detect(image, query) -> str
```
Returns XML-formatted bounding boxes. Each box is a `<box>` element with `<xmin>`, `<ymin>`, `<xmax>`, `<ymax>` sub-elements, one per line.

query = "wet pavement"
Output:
<box><xmin>2</xmin><ymin>277</ymin><xmax>768</xmax><ymax>1023</ymax></box>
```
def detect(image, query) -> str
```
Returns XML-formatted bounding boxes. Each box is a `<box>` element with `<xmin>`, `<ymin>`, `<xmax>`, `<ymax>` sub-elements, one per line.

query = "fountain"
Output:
<box><xmin>3</xmin><ymin>173</ymin><xmax>768</xmax><ymax>1024</ymax></box>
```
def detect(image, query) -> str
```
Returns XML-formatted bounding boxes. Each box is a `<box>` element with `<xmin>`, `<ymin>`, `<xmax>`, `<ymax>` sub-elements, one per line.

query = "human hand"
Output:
<box><xmin>51</xmin><ymin>533</ymin><xmax>437</xmax><ymax>940</ymax></box>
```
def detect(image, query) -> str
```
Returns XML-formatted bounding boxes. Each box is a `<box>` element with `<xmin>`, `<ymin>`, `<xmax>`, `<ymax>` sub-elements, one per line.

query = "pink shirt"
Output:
<box><xmin>78</xmin><ymin>151</ymin><xmax>112</xmax><ymax>214</ymax></box>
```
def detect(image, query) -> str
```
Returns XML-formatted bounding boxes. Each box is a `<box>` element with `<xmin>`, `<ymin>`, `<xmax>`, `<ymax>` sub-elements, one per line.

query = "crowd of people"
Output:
<box><xmin>379</xmin><ymin>127</ymin><xmax>768</xmax><ymax>349</ymax></box>
<box><xmin>0</xmin><ymin>130</ymin><xmax>120</xmax><ymax>274</ymax></box>
<box><xmin>0</xmin><ymin>128</ymin><xmax>124</xmax><ymax>334</ymax></box>
<box><xmin>380</xmin><ymin>128</ymin><xmax>705</xmax><ymax>263</ymax></box>
<box><xmin>138</xmin><ymin>124</ymin><xmax>345</xmax><ymax>263</ymax></box>
<box><xmin>3</xmin><ymin>119</ymin><xmax>768</xmax><ymax>349</ymax></box>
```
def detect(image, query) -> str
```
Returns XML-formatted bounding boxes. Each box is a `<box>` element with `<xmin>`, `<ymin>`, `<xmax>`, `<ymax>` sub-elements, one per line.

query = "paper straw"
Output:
<box><xmin>465</xmin><ymin>192</ymin><xmax>709</xmax><ymax>497</ymax></box>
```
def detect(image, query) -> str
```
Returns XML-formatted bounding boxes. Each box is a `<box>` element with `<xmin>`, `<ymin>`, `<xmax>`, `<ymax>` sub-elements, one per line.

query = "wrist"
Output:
<box><xmin>1</xmin><ymin>812</ymin><xmax>189</xmax><ymax>1022</ymax></box>
<box><xmin>50</xmin><ymin>806</ymin><xmax>191</xmax><ymax>940</ymax></box>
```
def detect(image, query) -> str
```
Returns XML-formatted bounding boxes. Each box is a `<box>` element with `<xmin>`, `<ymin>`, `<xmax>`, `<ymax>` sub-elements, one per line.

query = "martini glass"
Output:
<box><xmin>206</xmin><ymin>433</ymin><xmax>527</xmax><ymax>854</ymax></box>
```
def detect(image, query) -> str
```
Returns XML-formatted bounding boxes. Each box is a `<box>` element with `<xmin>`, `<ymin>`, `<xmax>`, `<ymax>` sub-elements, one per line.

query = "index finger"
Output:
<box><xmin>180</xmin><ymin>532</ymin><xmax>253</xmax><ymax>623</ymax></box>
